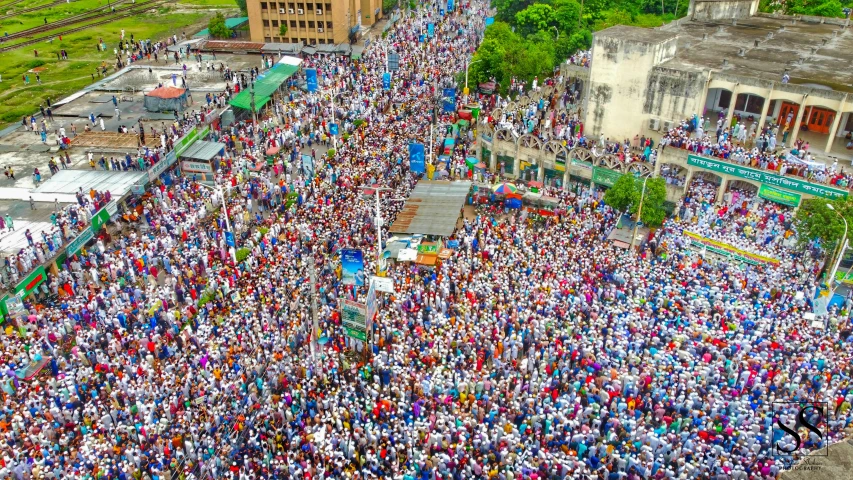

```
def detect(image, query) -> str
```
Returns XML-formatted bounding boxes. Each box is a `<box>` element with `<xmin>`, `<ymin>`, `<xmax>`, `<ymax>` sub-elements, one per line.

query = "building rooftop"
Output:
<box><xmin>658</xmin><ymin>15</ymin><xmax>853</xmax><ymax>91</ymax></box>
<box><xmin>594</xmin><ymin>24</ymin><xmax>679</xmax><ymax>44</ymax></box>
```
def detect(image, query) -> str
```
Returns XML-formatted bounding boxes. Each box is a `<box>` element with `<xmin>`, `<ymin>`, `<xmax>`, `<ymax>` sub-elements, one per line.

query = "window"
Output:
<box><xmin>844</xmin><ymin>112</ymin><xmax>853</xmax><ymax>132</ymax></box>
<box><xmin>297</xmin><ymin>3</ymin><xmax>304</xmax><ymax>9</ymax></box>
<box><xmin>326</xmin><ymin>21</ymin><xmax>333</xmax><ymax>28</ymax></box>
<box><xmin>265</xmin><ymin>36</ymin><xmax>272</xmax><ymax>42</ymax></box>
<box><xmin>325</xmin><ymin>3</ymin><xmax>331</xmax><ymax>11</ymax></box>
<box><xmin>717</xmin><ymin>90</ymin><xmax>732</xmax><ymax>110</ymax></box>
<box><xmin>299</xmin><ymin>20</ymin><xmax>306</xmax><ymax>28</ymax></box>
<box><xmin>308</xmin><ymin>21</ymin><xmax>315</xmax><ymax>28</ymax></box>
<box><xmin>272</xmin><ymin>19</ymin><xmax>279</xmax><ymax>26</ymax></box>
<box><xmin>260</xmin><ymin>2</ymin><xmax>267</xmax><ymax>9</ymax></box>
<box><xmin>309</xmin><ymin>38</ymin><xmax>316</xmax><ymax>45</ymax></box>
<box><xmin>290</xmin><ymin>20</ymin><xmax>296</xmax><ymax>27</ymax></box>
<box><xmin>288</xmin><ymin>2</ymin><xmax>295</xmax><ymax>9</ymax></box>
<box><xmin>263</xmin><ymin>19</ymin><xmax>270</xmax><ymax>26</ymax></box>
<box><xmin>306</xmin><ymin>2</ymin><xmax>313</xmax><ymax>9</ymax></box>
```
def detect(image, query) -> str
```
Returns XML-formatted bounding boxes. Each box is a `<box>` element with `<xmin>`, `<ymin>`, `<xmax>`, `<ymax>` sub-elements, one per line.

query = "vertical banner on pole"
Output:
<box><xmin>409</xmin><ymin>143</ymin><xmax>425</xmax><ymax>174</ymax></box>
<box><xmin>330</xmin><ymin>123</ymin><xmax>339</xmax><ymax>136</ymax></box>
<box><xmin>382</xmin><ymin>72</ymin><xmax>391</xmax><ymax>91</ymax></box>
<box><xmin>428</xmin><ymin>23</ymin><xmax>435</xmax><ymax>37</ymax></box>
<box><xmin>305</xmin><ymin>68</ymin><xmax>318</xmax><ymax>92</ymax></box>
<box><xmin>442</xmin><ymin>88</ymin><xmax>456</xmax><ymax>113</ymax></box>
<box><xmin>340</xmin><ymin>249</ymin><xmax>366</xmax><ymax>286</ymax></box>
<box><xmin>448</xmin><ymin>0</ymin><xmax>454</xmax><ymax>11</ymax></box>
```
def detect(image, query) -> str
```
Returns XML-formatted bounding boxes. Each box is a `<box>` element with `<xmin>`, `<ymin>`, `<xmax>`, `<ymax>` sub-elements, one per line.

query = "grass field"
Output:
<box><xmin>0</xmin><ymin>8</ymin><xmax>208</xmax><ymax>125</ymax></box>
<box><xmin>0</xmin><ymin>0</ymin><xmax>123</xmax><ymax>35</ymax></box>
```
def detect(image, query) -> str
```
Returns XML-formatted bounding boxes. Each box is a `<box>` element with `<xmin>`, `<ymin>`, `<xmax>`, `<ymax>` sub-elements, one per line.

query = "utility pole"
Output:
<box><xmin>358</xmin><ymin>186</ymin><xmax>404</xmax><ymax>276</ymax></box>
<box><xmin>198</xmin><ymin>181</ymin><xmax>237</xmax><ymax>263</ymax></box>
<box><xmin>630</xmin><ymin>177</ymin><xmax>649</xmax><ymax>252</ymax></box>
<box><xmin>306</xmin><ymin>245</ymin><xmax>319</xmax><ymax>361</ymax></box>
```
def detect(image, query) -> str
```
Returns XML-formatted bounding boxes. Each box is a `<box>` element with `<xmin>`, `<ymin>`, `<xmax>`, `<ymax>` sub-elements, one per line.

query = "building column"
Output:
<box><xmin>489</xmin><ymin>148</ymin><xmax>497</xmax><ymax>172</ymax></box>
<box><xmin>724</xmin><ymin>85</ymin><xmax>740</xmax><ymax>131</ymax></box>
<box><xmin>716</xmin><ymin>178</ymin><xmax>729</xmax><ymax>204</ymax></box>
<box><xmin>757</xmin><ymin>86</ymin><xmax>774</xmax><ymax>132</ymax></box>
<box><xmin>825</xmin><ymin>94</ymin><xmax>848</xmax><ymax>153</ymax></box>
<box><xmin>653</xmin><ymin>158</ymin><xmax>662</xmax><ymax>176</ymax></box>
<box><xmin>537</xmin><ymin>161</ymin><xmax>545</xmax><ymax>182</ymax></box>
<box><xmin>789</xmin><ymin>96</ymin><xmax>807</xmax><ymax>148</ymax></box>
<box><xmin>683</xmin><ymin>169</ymin><xmax>695</xmax><ymax>196</ymax></box>
<box><xmin>563</xmin><ymin>168</ymin><xmax>570</xmax><ymax>192</ymax></box>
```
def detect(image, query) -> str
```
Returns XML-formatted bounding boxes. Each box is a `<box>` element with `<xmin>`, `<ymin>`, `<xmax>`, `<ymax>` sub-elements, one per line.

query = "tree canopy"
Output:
<box><xmin>208</xmin><ymin>13</ymin><xmax>232</xmax><ymax>39</ymax></box>
<box><xmin>604</xmin><ymin>175</ymin><xmax>668</xmax><ymax>228</ymax></box>
<box><xmin>759</xmin><ymin>0</ymin><xmax>849</xmax><ymax>17</ymax></box>
<box><xmin>794</xmin><ymin>198</ymin><xmax>853</xmax><ymax>251</ymax></box>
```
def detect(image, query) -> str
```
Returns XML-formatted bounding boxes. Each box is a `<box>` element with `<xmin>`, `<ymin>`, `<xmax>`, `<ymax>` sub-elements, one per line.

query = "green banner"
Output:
<box><xmin>689</xmin><ymin>240</ymin><xmax>762</xmax><ymax>266</ymax></box>
<box><xmin>417</xmin><ymin>243</ymin><xmax>438</xmax><ymax>254</ymax></box>
<box><xmin>15</xmin><ymin>266</ymin><xmax>46</xmax><ymax>296</ymax></box>
<box><xmin>571</xmin><ymin>158</ymin><xmax>593</xmax><ymax>169</ymax></box>
<box><xmin>91</xmin><ymin>207</ymin><xmax>111</xmax><ymax>233</ymax></box>
<box><xmin>758</xmin><ymin>184</ymin><xmax>801</xmax><ymax>207</ymax></box>
<box><xmin>481</xmin><ymin>147</ymin><xmax>491</xmax><ymax>165</ymax></box>
<box><xmin>686</xmin><ymin>154</ymin><xmax>848</xmax><ymax>200</ymax></box>
<box><xmin>67</xmin><ymin>227</ymin><xmax>95</xmax><ymax>257</ymax></box>
<box><xmin>592</xmin><ymin>166</ymin><xmax>623</xmax><ymax>187</ymax></box>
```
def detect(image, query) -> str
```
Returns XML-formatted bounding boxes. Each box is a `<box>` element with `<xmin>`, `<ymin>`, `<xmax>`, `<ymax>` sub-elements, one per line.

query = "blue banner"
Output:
<box><xmin>382</xmin><ymin>72</ymin><xmax>391</xmax><ymax>91</ymax></box>
<box><xmin>485</xmin><ymin>17</ymin><xmax>494</xmax><ymax>26</ymax></box>
<box><xmin>329</xmin><ymin>123</ymin><xmax>339</xmax><ymax>136</ymax></box>
<box><xmin>447</xmin><ymin>0</ymin><xmax>453</xmax><ymax>11</ymax></box>
<box><xmin>439</xmin><ymin>8</ymin><xmax>444</xmax><ymax>16</ymax></box>
<box><xmin>428</xmin><ymin>23</ymin><xmax>434</xmax><ymax>37</ymax></box>
<box><xmin>340</xmin><ymin>249</ymin><xmax>365</xmax><ymax>286</ymax></box>
<box><xmin>302</xmin><ymin>154</ymin><xmax>314</xmax><ymax>177</ymax></box>
<box><xmin>225</xmin><ymin>231</ymin><xmax>235</xmax><ymax>247</ymax></box>
<box><xmin>442</xmin><ymin>88</ymin><xmax>456</xmax><ymax>113</ymax></box>
<box><xmin>419</xmin><ymin>34</ymin><xmax>424</xmax><ymax>43</ymax></box>
<box><xmin>305</xmin><ymin>68</ymin><xmax>318</xmax><ymax>92</ymax></box>
<box><xmin>409</xmin><ymin>143</ymin><xmax>425</xmax><ymax>174</ymax></box>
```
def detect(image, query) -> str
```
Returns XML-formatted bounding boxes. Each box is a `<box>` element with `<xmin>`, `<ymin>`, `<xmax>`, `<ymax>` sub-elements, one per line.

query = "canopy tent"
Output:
<box><xmin>144</xmin><ymin>86</ymin><xmax>189</xmax><ymax>112</ymax></box>
<box><xmin>388</xmin><ymin>181</ymin><xmax>472</xmax><ymax>237</ymax></box>
<box><xmin>229</xmin><ymin>63</ymin><xmax>299</xmax><ymax>111</ymax></box>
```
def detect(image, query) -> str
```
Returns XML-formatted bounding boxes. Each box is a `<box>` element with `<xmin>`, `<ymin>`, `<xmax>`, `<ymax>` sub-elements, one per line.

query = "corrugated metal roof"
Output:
<box><xmin>180</xmin><ymin>140</ymin><xmax>226</xmax><ymax>161</ymax></box>
<box><xmin>388</xmin><ymin>181</ymin><xmax>471</xmax><ymax>237</ymax></box>
<box><xmin>262</xmin><ymin>42</ymin><xmax>304</xmax><ymax>53</ymax></box>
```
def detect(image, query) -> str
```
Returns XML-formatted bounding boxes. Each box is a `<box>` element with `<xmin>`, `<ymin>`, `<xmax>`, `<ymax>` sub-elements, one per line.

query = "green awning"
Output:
<box><xmin>229</xmin><ymin>63</ymin><xmax>299</xmax><ymax>111</ymax></box>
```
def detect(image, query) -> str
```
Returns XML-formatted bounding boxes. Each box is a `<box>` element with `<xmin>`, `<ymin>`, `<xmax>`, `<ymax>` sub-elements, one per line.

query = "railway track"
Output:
<box><xmin>0</xmin><ymin>0</ymin><xmax>28</xmax><ymax>13</ymax></box>
<box><xmin>0</xmin><ymin>0</ymin><xmax>166</xmax><ymax>53</ymax></box>
<box><xmin>0</xmin><ymin>0</ymin><xmax>130</xmax><ymax>39</ymax></box>
<box><xmin>0</xmin><ymin>0</ymin><xmax>78</xmax><ymax>21</ymax></box>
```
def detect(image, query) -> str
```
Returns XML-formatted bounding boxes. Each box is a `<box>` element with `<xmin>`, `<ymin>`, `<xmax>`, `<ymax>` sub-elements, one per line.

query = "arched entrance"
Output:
<box><xmin>704</xmin><ymin>88</ymin><xmax>733</xmax><ymax>119</ymax></box>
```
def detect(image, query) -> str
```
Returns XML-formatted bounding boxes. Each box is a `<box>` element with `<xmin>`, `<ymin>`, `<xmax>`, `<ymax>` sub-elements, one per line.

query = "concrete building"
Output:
<box><xmin>582</xmin><ymin>0</ymin><xmax>853</xmax><ymax>159</ymax></box>
<box><xmin>247</xmin><ymin>0</ymin><xmax>382</xmax><ymax>44</ymax></box>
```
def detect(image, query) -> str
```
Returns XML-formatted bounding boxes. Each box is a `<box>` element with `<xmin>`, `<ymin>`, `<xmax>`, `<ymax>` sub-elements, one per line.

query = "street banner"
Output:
<box><xmin>340</xmin><ymin>249</ymin><xmax>365</xmax><ymax>286</ymax></box>
<box><xmin>409</xmin><ymin>143</ymin><xmax>425</xmax><ymax>174</ymax></box>
<box><xmin>305</xmin><ymin>68</ymin><xmax>318</xmax><ymax>92</ymax></box>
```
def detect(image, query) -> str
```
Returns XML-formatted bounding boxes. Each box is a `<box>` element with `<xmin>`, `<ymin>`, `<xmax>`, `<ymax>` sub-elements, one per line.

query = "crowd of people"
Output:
<box><xmin>660</xmin><ymin>115</ymin><xmax>853</xmax><ymax>189</ymax></box>
<box><xmin>0</xmin><ymin>2</ymin><xmax>852</xmax><ymax>480</ymax></box>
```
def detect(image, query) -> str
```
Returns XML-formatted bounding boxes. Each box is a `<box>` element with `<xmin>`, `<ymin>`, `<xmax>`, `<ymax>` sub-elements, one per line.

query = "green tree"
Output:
<box><xmin>631</xmin><ymin>177</ymin><xmax>667</xmax><ymax>228</ymax></box>
<box><xmin>382</xmin><ymin>0</ymin><xmax>399</xmax><ymax>14</ymax></box>
<box><xmin>208</xmin><ymin>12</ymin><xmax>232</xmax><ymax>39</ymax></box>
<box><xmin>235</xmin><ymin>0</ymin><xmax>247</xmax><ymax>15</ymax></box>
<box><xmin>794</xmin><ymin>198</ymin><xmax>853</xmax><ymax>250</ymax></box>
<box><xmin>604</xmin><ymin>174</ymin><xmax>637</xmax><ymax>212</ymax></box>
<box><xmin>279</xmin><ymin>24</ymin><xmax>288</xmax><ymax>37</ymax></box>
<box><xmin>494</xmin><ymin>0</ymin><xmax>536</xmax><ymax>23</ymax></box>
<box><xmin>552</xmin><ymin>0</ymin><xmax>583</xmax><ymax>32</ymax></box>
<box><xmin>515</xmin><ymin>4</ymin><xmax>555</xmax><ymax>36</ymax></box>
<box><xmin>762</xmin><ymin>0</ymin><xmax>845</xmax><ymax>16</ymax></box>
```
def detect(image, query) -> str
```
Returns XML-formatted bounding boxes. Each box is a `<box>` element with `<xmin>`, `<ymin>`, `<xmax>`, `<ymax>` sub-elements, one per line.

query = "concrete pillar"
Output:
<box><xmin>789</xmin><ymin>98</ymin><xmax>807</xmax><ymax>148</ymax></box>
<box><xmin>724</xmin><ymin>85</ymin><xmax>740</xmax><ymax>131</ymax></box>
<box><xmin>537</xmin><ymin>161</ymin><xmax>545</xmax><ymax>183</ymax></box>
<box><xmin>563</xmin><ymin>168</ymin><xmax>570</xmax><ymax>193</ymax></box>
<box><xmin>653</xmin><ymin>158</ymin><xmax>662</xmax><ymax>176</ymax></box>
<box><xmin>716</xmin><ymin>178</ymin><xmax>729</xmax><ymax>204</ymax></box>
<box><xmin>489</xmin><ymin>148</ymin><xmax>497</xmax><ymax>172</ymax></box>
<box><xmin>683</xmin><ymin>168</ymin><xmax>695</xmax><ymax>196</ymax></box>
<box><xmin>825</xmin><ymin>94</ymin><xmax>848</xmax><ymax>153</ymax></box>
<box><xmin>757</xmin><ymin>86</ymin><xmax>774</xmax><ymax>133</ymax></box>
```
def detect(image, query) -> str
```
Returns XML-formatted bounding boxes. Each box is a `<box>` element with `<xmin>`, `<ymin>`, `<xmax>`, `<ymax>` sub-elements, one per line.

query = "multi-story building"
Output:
<box><xmin>247</xmin><ymin>0</ymin><xmax>383</xmax><ymax>45</ymax></box>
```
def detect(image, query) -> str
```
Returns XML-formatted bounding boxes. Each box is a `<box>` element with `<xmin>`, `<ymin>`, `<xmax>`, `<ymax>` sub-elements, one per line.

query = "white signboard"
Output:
<box><xmin>182</xmin><ymin>160</ymin><xmax>213</xmax><ymax>173</ymax></box>
<box><xmin>371</xmin><ymin>276</ymin><xmax>394</xmax><ymax>293</ymax></box>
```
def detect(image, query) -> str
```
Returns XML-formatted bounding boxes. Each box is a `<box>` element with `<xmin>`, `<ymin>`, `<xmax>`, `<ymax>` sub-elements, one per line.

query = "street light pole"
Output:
<box><xmin>826</xmin><ymin>203</ymin><xmax>848</xmax><ymax>289</ymax></box>
<box><xmin>629</xmin><ymin>177</ymin><xmax>649</xmax><ymax>252</ymax></box>
<box><xmin>199</xmin><ymin>181</ymin><xmax>237</xmax><ymax>263</ymax></box>
<box><xmin>464</xmin><ymin>59</ymin><xmax>481</xmax><ymax>98</ymax></box>
<box><xmin>359</xmin><ymin>186</ymin><xmax>404</xmax><ymax>276</ymax></box>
